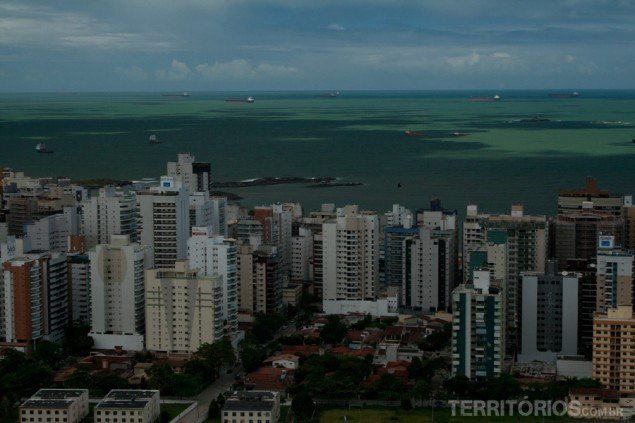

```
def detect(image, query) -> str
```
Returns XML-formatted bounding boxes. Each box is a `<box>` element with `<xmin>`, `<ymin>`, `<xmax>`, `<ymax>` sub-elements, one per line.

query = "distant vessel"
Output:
<box><xmin>548</xmin><ymin>91</ymin><xmax>579</xmax><ymax>98</ymax></box>
<box><xmin>404</xmin><ymin>130</ymin><xmax>424</xmax><ymax>137</ymax></box>
<box><xmin>225</xmin><ymin>96</ymin><xmax>255</xmax><ymax>103</ymax></box>
<box><xmin>452</xmin><ymin>132</ymin><xmax>469</xmax><ymax>137</ymax></box>
<box><xmin>469</xmin><ymin>94</ymin><xmax>501</xmax><ymax>102</ymax></box>
<box><xmin>520</xmin><ymin>116</ymin><xmax>551</xmax><ymax>123</ymax></box>
<box><xmin>162</xmin><ymin>92</ymin><xmax>190</xmax><ymax>97</ymax></box>
<box><xmin>149</xmin><ymin>134</ymin><xmax>161</xmax><ymax>144</ymax></box>
<box><xmin>36</xmin><ymin>143</ymin><xmax>53</xmax><ymax>154</ymax></box>
<box><xmin>314</xmin><ymin>91</ymin><xmax>341</xmax><ymax>98</ymax></box>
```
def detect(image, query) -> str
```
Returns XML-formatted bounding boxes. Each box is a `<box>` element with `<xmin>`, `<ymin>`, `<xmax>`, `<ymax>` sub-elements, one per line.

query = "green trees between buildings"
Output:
<box><xmin>145</xmin><ymin>337</ymin><xmax>236</xmax><ymax>397</ymax></box>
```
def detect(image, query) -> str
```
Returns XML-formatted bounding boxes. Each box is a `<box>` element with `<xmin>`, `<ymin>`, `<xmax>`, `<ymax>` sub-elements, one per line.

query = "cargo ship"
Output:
<box><xmin>162</xmin><ymin>92</ymin><xmax>190</xmax><ymax>97</ymax></box>
<box><xmin>548</xmin><ymin>91</ymin><xmax>580</xmax><ymax>98</ymax></box>
<box><xmin>469</xmin><ymin>94</ymin><xmax>501</xmax><ymax>102</ymax></box>
<box><xmin>225</xmin><ymin>96</ymin><xmax>255</xmax><ymax>103</ymax></box>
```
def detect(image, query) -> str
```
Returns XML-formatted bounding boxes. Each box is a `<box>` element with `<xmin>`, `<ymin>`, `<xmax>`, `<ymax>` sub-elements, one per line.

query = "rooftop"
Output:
<box><xmin>21</xmin><ymin>399</ymin><xmax>73</xmax><ymax>409</ymax></box>
<box><xmin>96</xmin><ymin>400</ymin><xmax>150</xmax><ymax>409</ymax></box>
<box><xmin>105</xmin><ymin>390</ymin><xmax>158</xmax><ymax>401</ymax></box>
<box><xmin>34</xmin><ymin>389</ymin><xmax>87</xmax><ymax>399</ymax></box>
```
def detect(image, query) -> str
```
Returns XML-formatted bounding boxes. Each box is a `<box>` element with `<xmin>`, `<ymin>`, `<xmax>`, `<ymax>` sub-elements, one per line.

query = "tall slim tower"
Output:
<box><xmin>137</xmin><ymin>177</ymin><xmax>189</xmax><ymax>269</ymax></box>
<box><xmin>322</xmin><ymin>206</ymin><xmax>379</xmax><ymax>303</ymax></box>
<box><xmin>89</xmin><ymin>235</ymin><xmax>153</xmax><ymax>350</ymax></box>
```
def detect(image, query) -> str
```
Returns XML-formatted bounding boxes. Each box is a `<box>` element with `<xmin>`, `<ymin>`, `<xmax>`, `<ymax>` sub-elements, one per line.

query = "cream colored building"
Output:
<box><xmin>145</xmin><ymin>260</ymin><xmax>222</xmax><ymax>353</ymax></box>
<box><xmin>89</xmin><ymin>235</ymin><xmax>153</xmax><ymax>351</ymax></box>
<box><xmin>94</xmin><ymin>390</ymin><xmax>160</xmax><ymax>423</ymax></box>
<box><xmin>592</xmin><ymin>306</ymin><xmax>635</xmax><ymax>394</ymax></box>
<box><xmin>20</xmin><ymin>389</ymin><xmax>89</xmax><ymax>423</ymax></box>
<box><xmin>322</xmin><ymin>205</ymin><xmax>379</xmax><ymax>303</ymax></box>
<box><xmin>221</xmin><ymin>391</ymin><xmax>280</xmax><ymax>423</ymax></box>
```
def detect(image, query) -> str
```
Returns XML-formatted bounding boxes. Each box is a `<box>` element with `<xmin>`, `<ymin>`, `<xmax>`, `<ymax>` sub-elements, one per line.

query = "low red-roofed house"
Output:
<box><xmin>281</xmin><ymin>344</ymin><xmax>321</xmax><ymax>357</ymax></box>
<box><xmin>244</xmin><ymin>367</ymin><xmax>294</xmax><ymax>395</ymax></box>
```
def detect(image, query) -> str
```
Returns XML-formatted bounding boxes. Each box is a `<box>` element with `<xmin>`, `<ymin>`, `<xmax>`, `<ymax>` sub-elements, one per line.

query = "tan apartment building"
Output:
<box><xmin>145</xmin><ymin>260</ymin><xmax>222</xmax><ymax>353</ymax></box>
<box><xmin>592</xmin><ymin>306</ymin><xmax>635</xmax><ymax>394</ymax></box>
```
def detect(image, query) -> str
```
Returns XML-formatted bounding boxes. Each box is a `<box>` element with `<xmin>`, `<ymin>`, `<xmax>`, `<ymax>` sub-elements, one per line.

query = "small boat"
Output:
<box><xmin>452</xmin><ymin>132</ymin><xmax>469</xmax><ymax>137</ymax></box>
<box><xmin>149</xmin><ymin>134</ymin><xmax>161</xmax><ymax>144</ymax></box>
<box><xmin>632</xmin><ymin>137</ymin><xmax>635</xmax><ymax>144</ymax></box>
<box><xmin>225</xmin><ymin>96</ymin><xmax>255</xmax><ymax>103</ymax></box>
<box><xmin>36</xmin><ymin>143</ymin><xmax>53</xmax><ymax>154</ymax></box>
<box><xmin>404</xmin><ymin>130</ymin><xmax>424</xmax><ymax>137</ymax></box>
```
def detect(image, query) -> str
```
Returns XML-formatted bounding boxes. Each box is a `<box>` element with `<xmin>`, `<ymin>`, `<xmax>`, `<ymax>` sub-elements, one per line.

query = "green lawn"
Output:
<box><xmin>319</xmin><ymin>408</ymin><xmax>570</xmax><ymax>423</ymax></box>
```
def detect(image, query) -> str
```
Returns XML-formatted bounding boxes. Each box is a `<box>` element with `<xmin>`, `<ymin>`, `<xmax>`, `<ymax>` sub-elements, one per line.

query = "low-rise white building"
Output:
<box><xmin>19</xmin><ymin>389</ymin><xmax>89</xmax><ymax>423</ymax></box>
<box><xmin>94</xmin><ymin>390</ymin><xmax>160</xmax><ymax>423</ymax></box>
<box><xmin>221</xmin><ymin>391</ymin><xmax>280</xmax><ymax>423</ymax></box>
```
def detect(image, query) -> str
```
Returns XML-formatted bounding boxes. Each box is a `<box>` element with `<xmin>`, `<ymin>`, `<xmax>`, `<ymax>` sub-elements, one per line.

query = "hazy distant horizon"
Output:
<box><xmin>3</xmin><ymin>88</ymin><xmax>635</xmax><ymax>95</ymax></box>
<box><xmin>3</xmin><ymin>1</ymin><xmax>635</xmax><ymax>92</ymax></box>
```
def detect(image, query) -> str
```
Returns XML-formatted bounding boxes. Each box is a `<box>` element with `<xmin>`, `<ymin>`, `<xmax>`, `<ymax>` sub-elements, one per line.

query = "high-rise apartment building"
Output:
<box><xmin>384</xmin><ymin>225</ymin><xmax>418</xmax><ymax>291</ymax></box>
<box><xmin>187</xmin><ymin>227</ymin><xmax>238</xmax><ymax>333</ymax></box>
<box><xmin>253</xmin><ymin>204</ymin><xmax>292</xmax><ymax>268</ymax></box>
<box><xmin>166</xmin><ymin>153</ymin><xmax>212</xmax><ymax>195</ymax></box>
<box><xmin>592</xmin><ymin>305</ymin><xmax>635</xmax><ymax>395</ymax></box>
<box><xmin>462</xmin><ymin>205</ymin><xmax>547</xmax><ymax>356</ymax></box>
<box><xmin>236</xmin><ymin>244</ymin><xmax>283</xmax><ymax>315</ymax></box>
<box><xmin>145</xmin><ymin>261</ymin><xmax>224</xmax><ymax>353</ymax></box>
<box><xmin>550</xmin><ymin>214</ymin><xmax>623</xmax><ymax>271</ymax></box>
<box><xmin>68</xmin><ymin>253</ymin><xmax>91</xmax><ymax>323</ymax></box>
<box><xmin>291</xmin><ymin>227</ymin><xmax>312</xmax><ymax>282</ymax></box>
<box><xmin>385</xmin><ymin>204</ymin><xmax>413</xmax><ymax>228</ymax></box>
<box><xmin>137</xmin><ymin>177</ymin><xmax>189</xmax><ymax>269</ymax></box>
<box><xmin>595</xmin><ymin>241</ymin><xmax>633</xmax><ymax>314</ymax></box>
<box><xmin>623</xmin><ymin>195</ymin><xmax>635</xmax><ymax>251</ymax></box>
<box><xmin>518</xmin><ymin>261</ymin><xmax>579</xmax><ymax>363</ymax></box>
<box><xmin>89</xmin><ymin>235</ymin><xmax>153</xmax><ymax>350</ymax></box>
<box><xmin>24</xmin><ymin>214</ymin><xmax>70</xmax><ymax>252</ymax></box>
<box><xmin>451</xmin><ymin>283</ymin><xmax>503</xmax><ymax>380</ymax></box>
<box><xmin>404</xmin><ymin>226</ymin><xmax>457</xmax><ymax>311</ymax></box>
<box><xmin>81</xmin><ymin>186</ymin><xmax>137</xmax><ymax>249</ymax></box>
<box><xmin>2</xmin><ymin>251</ymin><xmax>68</xmax><ymax>348</ymax></box>
<box><xmin>557</xmin><ymin>177</ymin><xmax>623</xmax><ymax>217</ymax></box>
<box><xmin>322</xmin><ymin>206</ymin><xmax>379</xmax><ymax>303</ymax></box>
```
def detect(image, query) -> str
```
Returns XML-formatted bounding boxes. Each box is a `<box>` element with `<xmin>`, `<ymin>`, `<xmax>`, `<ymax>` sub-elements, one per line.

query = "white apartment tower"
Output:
<box><xmin>166</xmin><ymin>153</ymin><xmax>212</xmax><ymax>195</ymax></box>
<box><xmin>187</xmin><ymin>227</ymin><xmax>238</xmax><ymax>334</ymax></box>
<box><xmin>81</xmin><ymin>186</ymin><xmax>137</xmax><ymax>249</ymax></box>
<box><xmin>24</xmin><ymin>214</ymin><xmax>70</xmax><ymax>252</ymax></box>
<box><xmin>405</xmin><ymin>227</ymin><xmax>457</xmax><ymax>311</ymax></box>
<box><xmin>385</xmin><ymin>204</ymin><xmax>413</xmax><ymax>228</ymax></box>
<box><xmin>322</xmin><ymin>206</ymin><xmax>379</xmax><ymax>302</ymax></box>
<box><xmin>145</xmin><ymin>261</ymin><xmax>223</xmax><ymax>353</ymax></box>
<box><xmin>137</xmin><ymin>177</ymin><xmax>189</xmax><ymax>269</ymax></box>
<box><xmin>291</xmin><ymin>227</ymin><xmax>312</xmax><ymax>281</ymax></box>
<box><xmin>89</xmin><ymin>235</ymin><xmax>153</xmax><ymax>350</ymax></box>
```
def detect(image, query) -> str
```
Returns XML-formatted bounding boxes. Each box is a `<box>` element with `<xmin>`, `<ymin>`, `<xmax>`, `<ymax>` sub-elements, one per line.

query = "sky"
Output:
<box><xmin>1</xmin><ymin>0</ymin><xmax>635</xmax><ymax>91</ymax></box>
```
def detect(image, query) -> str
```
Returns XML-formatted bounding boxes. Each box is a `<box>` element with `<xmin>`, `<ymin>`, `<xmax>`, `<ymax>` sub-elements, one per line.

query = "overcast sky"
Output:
<box><xmin>2</xmin><ymin>0</ymin><xmax>635</xmax><ymax>91</ymax></box>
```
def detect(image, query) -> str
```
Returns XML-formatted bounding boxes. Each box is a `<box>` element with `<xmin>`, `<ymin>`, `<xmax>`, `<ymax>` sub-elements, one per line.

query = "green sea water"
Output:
<box><xmin>1</xmin><ymin>90</ymin><xmax>634</xmax><ymax>216</ymax></box>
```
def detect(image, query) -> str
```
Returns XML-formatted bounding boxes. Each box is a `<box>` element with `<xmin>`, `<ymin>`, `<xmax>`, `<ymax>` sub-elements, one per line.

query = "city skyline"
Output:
<box><xmin>2</xmin><ymin>0</ymin><xmax>635</xmax><ymax>92</ymax></box>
